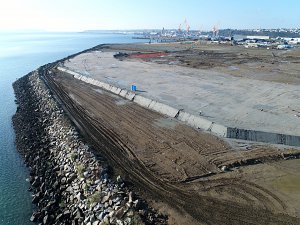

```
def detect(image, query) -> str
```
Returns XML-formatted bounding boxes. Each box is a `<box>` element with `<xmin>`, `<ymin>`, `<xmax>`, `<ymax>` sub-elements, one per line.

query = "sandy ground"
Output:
<box><xmin>63</xmin><ymin>44</ymin><xmax>300</xmax><ymax>137</ymax></box>
<box><xmin>44</xmin><ymin>68</ymin><xmax>300</xmax><ymax>225</ymax></box>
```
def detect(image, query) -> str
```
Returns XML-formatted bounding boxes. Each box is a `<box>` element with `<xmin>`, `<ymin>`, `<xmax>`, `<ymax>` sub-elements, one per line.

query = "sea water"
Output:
<box><xmin>0</xmin><ymin>31</ymin><xmax>142</xmax><ymax>225</ymax></box>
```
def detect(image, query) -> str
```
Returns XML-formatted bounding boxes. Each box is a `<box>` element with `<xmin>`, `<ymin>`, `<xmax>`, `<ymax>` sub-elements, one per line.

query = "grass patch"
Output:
<box><xmin>75</xmin><ymin>163</ymin><xmax>84</xmax><ymax>178</ymax></box>
<box><xmin>70</xmin><ymin>152</ymin><xmax>78</xmax><ymax>161</ymax></box>
<box><xmin>87</xmin><ymin>191</ymin><xmax>101</xmax><ymax>205</ymax></box>
<box><xmin>59</xmin><ymin>199</ymin><xmax>66</xmax><ymax>208</ymax></box>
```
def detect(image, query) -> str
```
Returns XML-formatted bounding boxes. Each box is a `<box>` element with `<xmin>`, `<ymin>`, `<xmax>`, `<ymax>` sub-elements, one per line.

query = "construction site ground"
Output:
<box><xmin>46</xmin><ymin>43</ymin><xmax>300</xmax><ymax>224</ymax></box>
<box><xmin>63</xmin><ymin>43</ymin><xmax>300</xmax><ymax>137</ymax></box>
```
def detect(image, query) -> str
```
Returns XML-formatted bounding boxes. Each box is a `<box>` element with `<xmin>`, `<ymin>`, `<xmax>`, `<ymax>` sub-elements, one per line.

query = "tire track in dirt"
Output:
<box><xmin>43</xmin><ymin>71</ymin><xmax>300</xmax><ymax>225</ymax></box>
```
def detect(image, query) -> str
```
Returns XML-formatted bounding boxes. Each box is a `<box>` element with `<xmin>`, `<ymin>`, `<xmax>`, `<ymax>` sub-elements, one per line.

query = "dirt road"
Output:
<box><xmin>43</xmin><ymin>70</ymin><xmax>300</xmax><ymax>225</ymax></box>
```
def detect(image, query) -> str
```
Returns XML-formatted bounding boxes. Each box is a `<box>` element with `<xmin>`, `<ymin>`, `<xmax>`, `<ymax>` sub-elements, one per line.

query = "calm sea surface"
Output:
<box><xmin>0</xmin><ymin>31</ymin><xmax>142</xmax><ymax>225</ymax></box>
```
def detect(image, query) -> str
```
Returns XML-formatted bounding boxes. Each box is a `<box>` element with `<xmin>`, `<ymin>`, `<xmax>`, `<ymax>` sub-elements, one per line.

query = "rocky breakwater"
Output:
<box><xmin>12</xmin><ymin>70</ymin><xmax>167</xmax><ymax>225</ymax></box>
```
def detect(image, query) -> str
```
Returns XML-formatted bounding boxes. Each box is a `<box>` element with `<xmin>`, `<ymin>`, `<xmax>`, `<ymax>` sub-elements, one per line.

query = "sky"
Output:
<box><xmin>0</xmin><ymin>0</ymin><xmax>299</xmax><ymax>32</ymax></box>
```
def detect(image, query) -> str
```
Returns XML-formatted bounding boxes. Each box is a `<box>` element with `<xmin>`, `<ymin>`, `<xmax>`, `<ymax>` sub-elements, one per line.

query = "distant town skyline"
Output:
<box><xmin>1</xmin><ymin>0</ymin><xmax>299</xmax><ymax>32</ymax></box>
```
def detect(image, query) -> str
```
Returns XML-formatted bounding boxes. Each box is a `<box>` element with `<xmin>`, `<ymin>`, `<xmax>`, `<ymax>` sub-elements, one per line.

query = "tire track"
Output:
<box><xmin>43</xmin><ymin>71</ymin><xmax>300</xmax><ymax>225</ymax></box>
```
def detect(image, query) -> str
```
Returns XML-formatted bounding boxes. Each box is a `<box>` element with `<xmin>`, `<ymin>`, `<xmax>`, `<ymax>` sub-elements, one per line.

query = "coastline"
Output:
<box><xmin>12</xmin><ymin>64</ymin><xmax>166</xmax><ymax>224</ymax></box>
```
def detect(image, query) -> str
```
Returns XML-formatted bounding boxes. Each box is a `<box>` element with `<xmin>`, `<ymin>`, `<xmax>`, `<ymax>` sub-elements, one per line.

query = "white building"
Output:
<box><xmin>246</xmin><ymin>35</ymin><xmax>270</xmax><ymax>40</ymax></box>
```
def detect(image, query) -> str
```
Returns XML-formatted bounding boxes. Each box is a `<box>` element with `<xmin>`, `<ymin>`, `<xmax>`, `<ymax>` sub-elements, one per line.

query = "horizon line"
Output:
<box><xmin>0</xmin><ymin>27</ymin><xmax>299</xmax><ymax>33</ymax></box>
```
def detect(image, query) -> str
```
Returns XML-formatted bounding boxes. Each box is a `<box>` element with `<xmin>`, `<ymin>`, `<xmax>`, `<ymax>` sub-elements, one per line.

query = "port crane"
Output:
<box><xmin>178</xmin><ymin>24</ymin><xmax>182</xmax><ymax>32</ymax></box>
<box><xmin>212</xmin><ymin>25</ymin><xmax>219</xmax><ymax>37</ymax></box>
<box><xmin>184</xmin><ymin>18</ymin><xmax>190</xmax><ymax>33</ymax></box>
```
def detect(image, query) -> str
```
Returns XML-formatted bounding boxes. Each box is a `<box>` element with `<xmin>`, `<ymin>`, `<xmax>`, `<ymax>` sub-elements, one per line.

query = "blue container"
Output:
<box><xmin>131</xmin><ymin>85</ymin><xmax>137</xmax><ymax>91</ymax></box>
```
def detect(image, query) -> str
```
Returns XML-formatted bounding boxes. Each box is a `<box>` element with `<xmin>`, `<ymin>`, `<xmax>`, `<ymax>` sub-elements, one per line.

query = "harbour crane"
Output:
<box><xmin>184</xmin><ymin>18</ymin><xmax>190</xmax><ymax>33</ymax></box>
<box><xmin>178</xmin><ymin>24</ymin><xmax>182</xmax><ymax>32</ymax></box>
<box><xmin>212</xmin><ymin>25</ymin><xmax>219</xmax><ymax>37</ymax></box>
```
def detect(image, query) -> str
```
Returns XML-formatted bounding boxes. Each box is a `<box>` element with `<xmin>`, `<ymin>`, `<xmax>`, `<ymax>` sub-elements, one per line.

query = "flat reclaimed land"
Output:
<box><xmin>64</xmin><ymin>43</ymin><xmax>300</xmax><ymax>136</ymax></box>
<box><xmin>45</xmin><ymin>43</ymin><xmax>300</xmax><ymax>225</ymax></box>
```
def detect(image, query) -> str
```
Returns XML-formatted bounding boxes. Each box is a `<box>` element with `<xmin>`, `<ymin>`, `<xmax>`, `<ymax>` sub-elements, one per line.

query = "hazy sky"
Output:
<box><xmin>1</xmin><ymin>0</ymin><xmax>299</xmax><ymax>31</ymax></box>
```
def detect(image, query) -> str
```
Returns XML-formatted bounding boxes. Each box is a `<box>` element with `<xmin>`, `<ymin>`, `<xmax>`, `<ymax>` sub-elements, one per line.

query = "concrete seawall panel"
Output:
<box><xmin>110</xmin><ymin>86</ymin><xmax>122</xmax><ymax>95</ymax></box>
<box><xmin>211</xmin><ymin>123</ymin><xmax>227</xmax><ymax>137</ymax></box>
<box><xmin>133</xmin><ymin>95</ymin><xmax>153</xmax><ymax>108</ymax></box>
<box><xmin>227</xmin><ymin>128</ymin><xmax>300</xmax><ymax>146</ymax></box>
<box><xmin>148</xmin><ymin>101</ymin><xmax>179</xmax><ymax>118</ymax></box>
<box><xmin>119</xmin><ymin>89</ymin><xmax>128</xmax><ymax>98</ymax></box>
<box><xmin>119</xmin><ymin>90</ymin><xmax>136</xmax><ymax>101</ymax></box>
<box><xmin>177</xmin><ymin>111</ymin><xmax>213</xmax><ymax>131</ymax></box>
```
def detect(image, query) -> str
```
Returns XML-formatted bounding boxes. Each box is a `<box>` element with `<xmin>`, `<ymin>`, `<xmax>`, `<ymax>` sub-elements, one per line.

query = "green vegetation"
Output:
<box><xmin>75</xmin><ymin>162</ymin><xmax>84</xmax><ymax>178</ymax></box>
<box><xmin>70</xmin><ymin>152</ymin><xmax>78</xmax><ymax>161</ymax></box>
<box><xmin>87</xmin><ymin>191</ymin><xmax>101</xmax><ymax>205</ymax></box>
<box><xmin>128</xmin><ymin>211</ymin><xmax>144</xmax><ymax>225</ymax></box>
<box><xmin>59</xmin><ymin>199</ymin><xmax>66</xmax><ymax>208</ymax></box>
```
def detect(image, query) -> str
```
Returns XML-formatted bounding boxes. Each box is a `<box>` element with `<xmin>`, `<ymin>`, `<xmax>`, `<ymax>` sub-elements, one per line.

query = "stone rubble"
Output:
<box><xmin>12</xmin><ymin>70</ymin><xmax>167</xmax><ymax>225</ymax></box>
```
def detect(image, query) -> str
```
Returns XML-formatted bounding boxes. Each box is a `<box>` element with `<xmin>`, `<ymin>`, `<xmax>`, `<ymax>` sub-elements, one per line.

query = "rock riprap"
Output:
<box><xmin>13</xmin><ymin>70</ymin><xmax>166</xmax><ymax>225</ymax></box>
